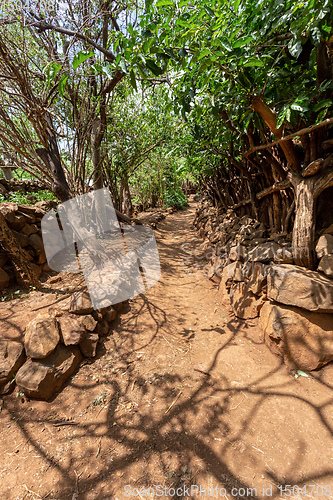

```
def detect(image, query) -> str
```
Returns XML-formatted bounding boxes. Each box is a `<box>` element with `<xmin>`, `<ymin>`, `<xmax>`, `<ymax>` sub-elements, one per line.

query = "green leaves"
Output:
<box><xmin>233</xmin><ymin>36</ymin><xmax>254</xmax><ymax>49</ymax></box>
<box><xmin>277</xmin><ymin>105</ymin><xmax>291</xmax><ymax>128</ymax></box>
<box><xmin>243</xmin><ymin>58</ymin><xmax>264</xmax><ymax>68</ymax></box>
<box><xmin>156</xmin><ymin>0</ymin><xmax>173</xmax><ymax>6</ymax></box>
<box><xmin>198</xmin><ymin>48</ymin><xmax>211</xmax><ymax>60</ymax></box>
<box><xmin>145</xmin><ymin>59</ymin><xmax>164</xmax><ymax>76</ymax></box>
<box><xmin>72</xmin><ymin>50</ymin><xmax>95</xmax><ymax>70</ymax></box>
<box><xmin>288</xmin><ymin>39</ymin><xmax>302</xmax><ymax>58</ymax></box>
<box><xmin>58</xmin><ymin>74</ymin><xmax>69</xmax><ymax>96</ymax></box>
<box><xmin>43</xmin><ymin>62</ymin><xmax>61</xmax><ymax>87</ymax></box>
<box><xmin>233</xmin><ymin>0</ymin><xmax>242</xmax><ymax>15</ymax></box>
<box><xmin>130</xmin><ymin>69</ymin><xmax>137</xmax><ymax>91</ymax></box>
<box><xmin>313</xmin><ymin>99</ymin><xmax>332</xmax><ymax>113</ymax></box>
<box><xmin>118</xmin><ymin>59</ymin><xmax>128</xmax><ymax>73</ymax></box>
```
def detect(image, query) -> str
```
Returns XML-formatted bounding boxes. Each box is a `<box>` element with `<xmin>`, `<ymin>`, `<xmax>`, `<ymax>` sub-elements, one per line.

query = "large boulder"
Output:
<box><xmin>267</xmin><ymin>264</ymin><xmax>333</xmax><ymax>313</ymax></box>
<box><xmin>69</xmin><ymin>291</ymin><xmax>94</xmax><ymax>315</ymax></box>
<box><xmin>0</xmin><ymin>340</ymin><xmax>26</xmax><ymax>389</ymax></box>
<box><xmin>260</xmin><ymin>301</ymin><xmax>333</xmax><ymax>370</ymax></box>
<box><xmin>25</xmin><ymin>316</ymin><xmax>60</xmax><ymax>358</ymax></box>
<box><xmin>16</xmin><ymin>344</ymin><xmax>82</xmax><ymax>400</ymax></box>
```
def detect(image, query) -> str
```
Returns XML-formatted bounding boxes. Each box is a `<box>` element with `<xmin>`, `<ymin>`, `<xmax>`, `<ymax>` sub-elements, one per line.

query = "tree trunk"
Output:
<box><xmin>122</xmin><ymin>177</ymin><xmax>133</xmax><ymax>217</ymax></box>
<box><xmin>290</xmin><ymin>168</ymin><xmax>333</xmax><ymax>269</ymax></box>
<box><xmin>36</xmin><ymin>114</ymin><xmax>71</xmax><ymax>202</ymax></box>
<box><xmin>91</xmin><ymin>119</ymin><xmax>104</xmax><ymax>190</ymax></box>
<box><xmin>0</xmin><ymin>212</ymin><xmax>40</xmax><ymax>289</ymax></box>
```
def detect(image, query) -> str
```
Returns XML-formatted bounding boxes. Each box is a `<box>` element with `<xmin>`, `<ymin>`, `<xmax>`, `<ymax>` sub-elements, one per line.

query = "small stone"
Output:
<box><xmin>113</xmin><ymin>302</ymin><xmax>123</xmax><ymax>313</ymax></box>
<box><xmin>12</xmin><ymin>230</ymin><xmax>29</xmax><ymax>247</ymax></box>
<box><xmin>246</xmin><ymin>263</ymin><xmax>268</xmax><ymax>295</ymax></box>
<box><xmin>92</xmin><ymin>310</ymin><xmax>104</xmax><ymax>322</ymax></box>
<box><xmin>316</xmin><ymin>234</ymin><xmax>333</xmax><ymax>259</ymax></box>
<box><xmin>69</xmin><ymin>291</ymin><xmax>94</xmax><ymax>315</ymax></box>
<box><xmin>96</xmin><ymin>320</ymin><xmax>109</xmax><ymax>336</ymax></box>
<box><xmin>28</xmin><ymin>234</ymin><xmax>44</xmax><ymax>253</ymax></box>
<box><xmin>58</xmin><ymin>313</ymin><xmax>87</xmax><ymax>346</ymax></box>
<box><xmin>76</xmin><ymin>315</ymin><xmax>97</xmax><ymax>332</ymax></box>
<box><xmin>274</xmin><ymin>247</ymin><xmax>294</xmax><ymax>264</ymax></box>
<box><xmin>247</xmin><ymin>242</ymin><xmax>280</xmax><ymax>262</ymax></box>
<box><xmin>21</xmin><ymin>224</ymin><xmax>39</xmax><ymax>236</ymax></box>
<box><xmin>0</xmin><ymin>268</ymin><xmax>10</xmax><ymax>291</ymax></box>
<box><xmin>104</xmin><ymin>307</ymin><xmax>117</xmax><ymax>323</ymax></box>
<box><xmin>79</xmin><ymin>333</ymin><xmax>99</xmax><ymax>358</ymax></box>
<box><xmin>318</xmin><ymin>255</ymin><xmax>333</xmax><ymax>277</ymax></box>
<box><xmin>229</xmin><ymin>282</ymin><xmax>265</xmax><ymax>319</ymax></box>
<box><xmin>8</xmin><ymin>213</ymin><xmax>26</xmax><ymax>231</ymax></box>
<box><xmin>229</xmin><ymin>244</ymin><xmax>247</xmax><ymax>261</ymax></box>
<box><xmin>0</xmin><ymin>202</ymin><xmax>18</xmax><ymax>224</ymax></box>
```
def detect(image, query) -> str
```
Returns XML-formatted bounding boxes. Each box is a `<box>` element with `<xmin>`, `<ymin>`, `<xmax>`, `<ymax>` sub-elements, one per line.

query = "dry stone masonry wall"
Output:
<box><xmin>0</xmin><ymin>201</ymin><xmax>57</xmax><ymax>289</ymax></box>
<box><xmin>193</xmin><ymin>199</ymin><xmax>333</xmax><ymax>372</ymax></box>
<box><xmin>0</xmin><ymin>290</ymin><xmax>125</xmax><ymax>400</ymax></box>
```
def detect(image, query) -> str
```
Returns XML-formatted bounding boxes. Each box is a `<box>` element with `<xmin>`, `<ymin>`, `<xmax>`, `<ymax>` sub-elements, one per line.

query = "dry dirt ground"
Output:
<box><xmin>0</xmin><ymin>202</ymin><xmax>333</xmax><ymax>500</ymax></box>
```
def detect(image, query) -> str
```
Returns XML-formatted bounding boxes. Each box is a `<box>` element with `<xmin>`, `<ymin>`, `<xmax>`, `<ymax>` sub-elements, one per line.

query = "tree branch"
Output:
<box><xmin>244</xmin><ymin>117</ymin><xmax>333</xmax><ymax>159</ymax></box>
<box><xmin>29</xmin><ymin>21</ymin><xmax>116</xmax><ymax>62</ymax></box>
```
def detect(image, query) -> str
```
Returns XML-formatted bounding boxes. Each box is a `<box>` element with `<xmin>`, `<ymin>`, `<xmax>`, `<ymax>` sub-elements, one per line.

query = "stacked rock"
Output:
<box><xmin>0</xmin><ymin>201</ymin><xmax>58</xmax><ymax>289</ymax></box>
<box><xmin>0</xmin><ymin>290</ymin><xmax>124</xmax><ymax>400</ymax></box>
<box><xmin>194</xmin><ymin>199</ymin><xmax>333</xmax><ymax>372</ymax></box>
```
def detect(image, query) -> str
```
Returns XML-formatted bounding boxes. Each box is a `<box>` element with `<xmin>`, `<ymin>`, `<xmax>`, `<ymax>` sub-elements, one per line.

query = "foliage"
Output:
<box><xmin>0</xmin><ymin>190</ymin><xmax>56</xmax><ymax>205</ymax></box>
<box><xmin>164</xmin><ymin>188</ymin><xmax>188</xmax><ymax>209</ymax></box>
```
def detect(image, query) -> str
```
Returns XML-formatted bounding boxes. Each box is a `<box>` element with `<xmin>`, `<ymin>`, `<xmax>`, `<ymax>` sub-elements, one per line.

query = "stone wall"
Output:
<box><xmin>0</xmin><ymin>201</ymin><xmax>57</xmax><ymax>290</ymax></box>
<box><xmin>0</xmin><ymin>178</ymin><xmax>48</xmax><ymax>197</ymax></box>
<box><xmin>194</xmin><ymin>199</ymin><xmax>333</xmax><ymax>372</ymax></box>
<box><xmin>0</xmin><ymin>291</ymin><xmax>125</xmax><ymax>400</ymax></box>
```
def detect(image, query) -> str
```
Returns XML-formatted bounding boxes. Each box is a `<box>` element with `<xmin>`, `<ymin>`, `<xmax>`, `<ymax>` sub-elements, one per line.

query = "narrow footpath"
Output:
<box><xmin>1</xmin><ymin>202</ymin><xmax>333</xmax><ymax>500</ymax></box>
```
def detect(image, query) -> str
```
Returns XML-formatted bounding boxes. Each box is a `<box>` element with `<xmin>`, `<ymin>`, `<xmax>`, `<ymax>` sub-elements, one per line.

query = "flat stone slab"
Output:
<box><xmin>267</xmin><ymin>264</ymin><xmax>333</xmax><ymax>313</ymax></box>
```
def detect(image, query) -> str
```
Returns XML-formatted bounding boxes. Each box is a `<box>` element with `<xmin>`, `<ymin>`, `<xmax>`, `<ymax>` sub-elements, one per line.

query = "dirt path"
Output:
<box><xmin>1</xmin><ymin>202</ymin><xmax>333</xmax><ymax>500</ymax></box>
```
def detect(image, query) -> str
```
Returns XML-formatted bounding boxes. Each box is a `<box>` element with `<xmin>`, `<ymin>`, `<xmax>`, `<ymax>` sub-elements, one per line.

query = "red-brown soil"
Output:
<box><xmin>0</xmin><ymin>202</ymin><xmax>333</xmax><ymax>500</ymax></box>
